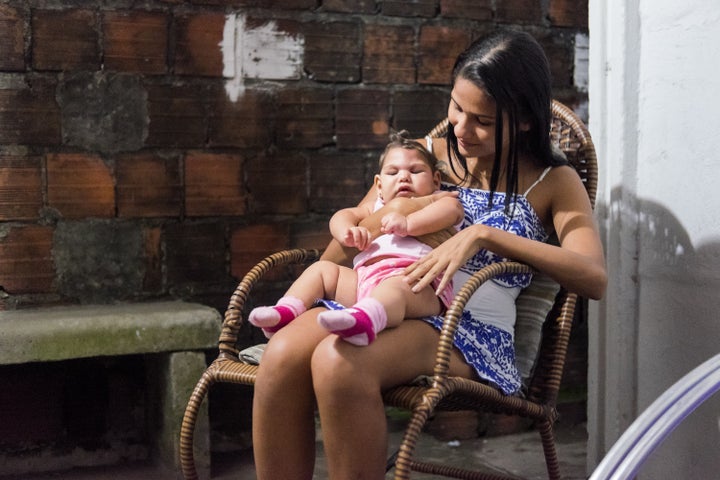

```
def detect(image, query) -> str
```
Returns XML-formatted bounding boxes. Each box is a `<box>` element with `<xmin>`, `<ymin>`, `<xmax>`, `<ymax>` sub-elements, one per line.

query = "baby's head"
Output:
<box><xmin>375</xmin><ymin>131</ymin><xmax>441</xmax><ymax>202</ymax></box>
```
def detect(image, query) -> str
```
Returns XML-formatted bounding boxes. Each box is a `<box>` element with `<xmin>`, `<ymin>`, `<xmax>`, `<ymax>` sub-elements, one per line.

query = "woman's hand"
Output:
<box><xmin>403</xmin><ymin>225</ymin><xmax>484</xmax><ymax>295</ymax></box>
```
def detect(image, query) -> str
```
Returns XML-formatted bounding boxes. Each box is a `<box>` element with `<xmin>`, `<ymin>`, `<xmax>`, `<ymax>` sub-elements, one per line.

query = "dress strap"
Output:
<box><xmin>424</xmin><ymin>135</ymin><xmax>433</xmax><ymax>154</ymax></box>
<box><xmin>523</xmin><ymin>166</ymin><xmax>553</xmax><ymax>196</ymax></box>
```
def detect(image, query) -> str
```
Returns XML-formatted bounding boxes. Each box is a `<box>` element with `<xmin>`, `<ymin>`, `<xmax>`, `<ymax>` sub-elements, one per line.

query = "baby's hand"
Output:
<box><xmin>381</xmin><ymin>212</ymin><xmax>408</xmax><ymax>236</ymax></box>
<box><xmin>342</xmin><ymin>226</ymin><xmax>372</xmax><ymax>250</ymax></box>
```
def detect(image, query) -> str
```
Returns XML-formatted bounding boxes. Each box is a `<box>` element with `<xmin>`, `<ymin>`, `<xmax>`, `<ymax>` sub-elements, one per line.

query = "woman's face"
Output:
<box><xmin>447</xmin><ymin>77</ymin><xmax>508</xmax><ymax>161</ymax></box>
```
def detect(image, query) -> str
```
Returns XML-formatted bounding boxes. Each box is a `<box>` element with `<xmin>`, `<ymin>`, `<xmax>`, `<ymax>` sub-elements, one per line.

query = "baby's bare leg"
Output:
<box><xmin>371</xmin><ymin>275</ymin><xmax>441</xmax><ymax>327</ymax></box>
<box><xmin>249</xmin><ymin>260</ymin><xmax>357</xmax><ymax>336</ymax></box>
<box><xmin>317</xmin><ymin>275</ymin><xmax>441</xmax><ymax>346</ymax></box>
<box><xmin>285</xmin><ymin>260</ymin><xmax>358</xmax><ymax>307</ymax></box>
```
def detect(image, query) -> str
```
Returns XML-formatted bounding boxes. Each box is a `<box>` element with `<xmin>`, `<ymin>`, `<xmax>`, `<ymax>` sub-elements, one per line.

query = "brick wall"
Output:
<box><xmin>0</xmin><ymin>0</ymin><xmax>590</xmax><ymax>462</ymax></box>
<box><xmin>0</xmin><ymin>1</ymin><xmax>588</xmax><ymax>318</ymax></box>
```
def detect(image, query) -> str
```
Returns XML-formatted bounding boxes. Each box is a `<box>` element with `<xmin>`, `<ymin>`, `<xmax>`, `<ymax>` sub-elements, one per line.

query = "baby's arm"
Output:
<box><xmin>319</xmin><ymin>190</ymin><xmax>457</xmax><ymax>264</ymax></box>
<box><xmin>329</xmin><ymin>203</ymin><xmax>375</xmax><ymax>250</ymax></box>
<box><xmin>382</xmin><ymin>196</ymin><xmax>463</xmax><ymax>237</ymax></box>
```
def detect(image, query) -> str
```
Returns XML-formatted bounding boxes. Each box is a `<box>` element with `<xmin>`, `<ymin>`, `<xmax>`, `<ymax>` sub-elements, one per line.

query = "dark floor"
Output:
<box><xmin>6</xmin><ymin>418</ymin><xmax>588</xmax><ymax>480</ymax></box>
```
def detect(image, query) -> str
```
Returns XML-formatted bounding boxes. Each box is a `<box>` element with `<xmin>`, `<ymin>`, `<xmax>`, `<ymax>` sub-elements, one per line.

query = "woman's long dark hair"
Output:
<box><xmin>447</xmin><ymin>29</ymin><xmax>566</xmax><ymax>212</ymax></box>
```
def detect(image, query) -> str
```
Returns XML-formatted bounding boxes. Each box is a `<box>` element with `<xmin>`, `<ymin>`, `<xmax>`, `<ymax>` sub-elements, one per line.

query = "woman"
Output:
<box><xmin>251</xmin><ymin>29</ymin><xmax>607</xmax><ymax>479</ymax></box>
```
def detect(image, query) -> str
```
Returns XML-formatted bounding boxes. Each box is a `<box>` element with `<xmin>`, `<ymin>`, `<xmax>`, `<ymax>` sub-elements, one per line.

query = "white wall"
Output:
<box><xmin>588</xmin><ymin>0</ymin><xmax>720</xmax><ymax>478</ymax></box>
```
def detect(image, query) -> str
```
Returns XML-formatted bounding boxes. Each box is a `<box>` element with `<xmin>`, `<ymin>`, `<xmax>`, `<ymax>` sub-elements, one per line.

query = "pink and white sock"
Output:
<box><xmin>317</xmin><ymin>298</ymin><xmax>388</xmax><ymax>346</ymax></box>
<box><xmin>248</xmin><ymin>296</ymin><xmax>306</xmax><ymax>338</ymax></box>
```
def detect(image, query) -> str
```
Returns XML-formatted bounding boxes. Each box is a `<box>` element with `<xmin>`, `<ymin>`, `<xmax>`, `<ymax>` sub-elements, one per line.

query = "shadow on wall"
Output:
<box><xmin>600</xmin><ymin>186</ymin><xmax>720</xmax><ymax>479</ymax></box>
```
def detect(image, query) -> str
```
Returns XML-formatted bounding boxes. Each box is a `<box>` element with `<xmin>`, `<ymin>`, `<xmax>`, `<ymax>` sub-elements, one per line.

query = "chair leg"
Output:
<box><xmin>180</xmin><ymin>370</ymin><xmax>215</xmax><ymax>480</ymax></box>
<box><xmin>393</xmin><ymin>400</ymin><xmax>437</xmax><ymax>480</ymax></box>
<box><xmin>537</xmin><ymin>420</ymin><xmax>562</xmax><ymax>480</ymax></box>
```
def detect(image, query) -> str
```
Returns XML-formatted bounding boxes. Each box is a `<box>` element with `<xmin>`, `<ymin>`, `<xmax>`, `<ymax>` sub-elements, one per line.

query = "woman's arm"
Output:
<box><xmin>404</xmin><ymin>167</ymin><xmax>607</xmax><ymax>300</ymax></box>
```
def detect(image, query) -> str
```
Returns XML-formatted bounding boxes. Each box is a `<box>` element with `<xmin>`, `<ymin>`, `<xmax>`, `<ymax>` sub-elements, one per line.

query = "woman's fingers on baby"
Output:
<box><xmin>434</xmin><ymin>270</ymin><xmax>454</xmax><ymax>296</ymax></box>
<box><xmin>407</xmin><ymin>259</ymin><xmax>440</xmax><ymax>292</ymax></box>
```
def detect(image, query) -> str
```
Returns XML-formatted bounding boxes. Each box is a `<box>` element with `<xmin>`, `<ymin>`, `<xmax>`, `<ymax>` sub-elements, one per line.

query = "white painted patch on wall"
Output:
<box><xmin>220</xmin><ymin>14</ymin><xmax>305</xmax><ymax>102</ymax></box>
<box><xmin>574</xmin><ymin>33</ymin><xmax>589</xmax><ymax>93</ymax></box>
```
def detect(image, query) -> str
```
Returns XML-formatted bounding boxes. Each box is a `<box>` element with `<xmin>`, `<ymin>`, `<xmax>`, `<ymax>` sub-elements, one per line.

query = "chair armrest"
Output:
<box><xmin>429</xmin><ymin>261</ymin><xmax>535</xmax><ymax>384</ymax></box>
<box><xmin>218</xmin><ymin>248</ymin><xmax>324</xmax><ymax>357</ymax></box>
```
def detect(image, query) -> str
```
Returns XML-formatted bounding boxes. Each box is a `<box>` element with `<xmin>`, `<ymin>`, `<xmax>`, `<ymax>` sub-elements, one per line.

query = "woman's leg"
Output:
<box><xmin>252</xmin><ymin>307</ymin><xmax>330</xmax><ymax>480</ymax></box>
<box><xmin>310</xmin><ymin>319</ymin><xmax>475</xmax><ymax>479</ymax></box>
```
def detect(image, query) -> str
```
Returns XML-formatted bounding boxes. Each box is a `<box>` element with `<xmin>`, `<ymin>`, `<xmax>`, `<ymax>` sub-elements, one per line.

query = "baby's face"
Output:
<box><xmin>375</xmin><ymin>148</ymin><xmax>439</xmax><ymax>201</ymax></box>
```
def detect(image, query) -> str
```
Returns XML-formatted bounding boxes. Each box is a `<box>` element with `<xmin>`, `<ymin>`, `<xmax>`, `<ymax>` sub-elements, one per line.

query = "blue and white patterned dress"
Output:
<box><xmin>418</xmin><ymin>181</ymin><xmax>550</xmax><ymax>395</ymax></box>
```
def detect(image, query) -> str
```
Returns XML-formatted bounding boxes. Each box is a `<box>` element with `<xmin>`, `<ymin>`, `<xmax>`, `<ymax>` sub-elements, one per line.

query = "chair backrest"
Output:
<box><xmin>427</xmin><ymin>100</ymin><xmax>598</xmax><ymax>402</ymax></box>
<box><xmin>530</xmin><ymin>101</ymin><xmax>597</xmax><ymax>405</ymax></box>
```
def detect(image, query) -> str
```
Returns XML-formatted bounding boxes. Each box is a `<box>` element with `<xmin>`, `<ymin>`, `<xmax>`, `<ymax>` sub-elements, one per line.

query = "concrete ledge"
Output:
<box><xmin>0</xmin><ymin>300</ymin><xmax>220</xmax><ymax>477</ymax></box>
<box><xmin>0</xmin><ymin>301</ymin><xmax>221</xmax><ymax>365</ymax></box>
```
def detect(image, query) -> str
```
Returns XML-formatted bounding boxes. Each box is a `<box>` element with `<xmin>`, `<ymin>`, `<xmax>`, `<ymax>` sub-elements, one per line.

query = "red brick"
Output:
<box><xmin>146</xmin><ymin>83</ymin><xmax>208</xmax><ymax>148</ymax></box>
<box><xmin>103</xmin><ymin>11</ymin><xmax>168</xmax><ymax>74</ymax></box>
<box><xmin>190</xmin><ymin>0</ymin><xmax>316</xmax><ymax>6</ymax></box>
<box><xmin>165</xmin><ymin>223</ymin><xmax>227</xmax><ymax>287</ymax></box>
<box><xmin>47</xmin><ymin>153</ymin><xmax>115</xmax><ymax>219</ymax></box>
<box><xmin>32</xmin><ymin>9</ymin><xmax>99</xmax><ymax>71</ymax></box>
<box><xmin>418</xmin><ymin>26</ymin><xmax>471</xmax><ymax>85</ymax></box>
<box><xmin>117</xmin><ymin>153</ymin><xmax>182</xmax><ymax>218</ymax></box>
<box><xmin>207</xmin><ymin>87</ymin><xmax>274</xmax><ymax>148</ymax></box>
<box><xmin>230</xmin><ymin>223</ymin><xmax>290</xmax><ymax>281</ymax></box>
<box><xmin>309</xmin><ymin>151</ymin><xmax>370</xmax><ymax>213</ymax></box>
<box><xmin>0</xmin><ymin>154</ymin><xmax>42</xmax><ymax>221</ymax></box>
<box><xmin>0</xmin><ymin>5</ymin><xmax>26</xmax><ymax>70</ymax></box>
<box><xmin>363</xmin><ymin>24</ymin><xmax>416</xmax><ymax>84</ymax></box>
<box><xmin>0</xmin><ymin>79</ymin><xmax>61</xmax><ymax>145</ymax></box>
<box><xmin>0</xmin><ymin>225</ymin><xmax>55</xmax><ymax>294</ymax></box>
<box><xmin>174</xmin><ymin>12</ymin><xmax>225</xmax><ymax>77</ymax></box>
<box><xmin>304</xmin><ymin>21</ymin><xmax>361</xmax><ymax>83</ymax></box>
<box><xmin>440</xmin><ymin>0</ymin><xmax>492</xmax><ymax>21</ymax></box>
<box><xmin>393</xmin><ymin>89</ymin><xmax>449</xmax><ymax>137</ymax></box>
<box><xmin>142</xmin><ymin>227</ymin><xmax>163</xmax><ymax>292</ymax></box>
<box><xmin>549</xmin><ymin>0</ymin><xmax>588</xmax><ymax>28</ymax></box>
<box><xmin>336</xmin><ymin>88</ymin><xmax>391</xmax><ymax>149</ymax></box>
<box><xmin>323</xmin><ymin>0</ymin><xmax>376</xmax><ymax>13</ymax></box>
<box><xmin>496</xmin><ymin>0</ymin><xmax>542</xmax><ymax>24</ymax></box>
<box><xmin>246</xmin><ymin>151</ymin><xmax>307</xmax><ymax>215</ymax></box>
<box><xmin>276</xmin><ymin>87</ymin><xmax>334</xmax><ymax>148</ymax></box>
<box><xmin>382</xmin><ymin>0</ymin><xmax>437</xmax><ymax>17</ymax></box>
<box><xmin>185</xmin><ymin>152</ymin><xmax>246</xmax><ymax>217</ymax></box>
<box><xmin>292</xmin><ymin>219</ymin><xmax>333</xmax><ymax>251</ymax></box>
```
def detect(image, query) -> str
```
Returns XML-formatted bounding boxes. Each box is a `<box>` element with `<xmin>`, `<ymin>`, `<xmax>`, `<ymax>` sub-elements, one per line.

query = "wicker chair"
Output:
<box><xmin>179</xmin><ymin>100</ymin><xmax>598</xmax><ymax>480</ymax></box>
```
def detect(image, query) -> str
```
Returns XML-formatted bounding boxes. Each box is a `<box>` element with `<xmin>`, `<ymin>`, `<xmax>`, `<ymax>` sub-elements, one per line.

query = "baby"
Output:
<box><xmin>248</xmin><ymin>132</ymin><xmax>463</xmax><ymax>345</ymax></box>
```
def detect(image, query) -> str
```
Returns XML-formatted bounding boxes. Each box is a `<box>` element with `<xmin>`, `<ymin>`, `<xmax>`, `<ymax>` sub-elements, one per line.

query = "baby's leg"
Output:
<box><xmin>318</xmin><ymin>276</ymin><xmax>441</xmax><ymax>346</ymax></box>
<box><xmin>249</xmin><ymin>260</ymin><xmax>357</xmax><ymax>338</ymax></box>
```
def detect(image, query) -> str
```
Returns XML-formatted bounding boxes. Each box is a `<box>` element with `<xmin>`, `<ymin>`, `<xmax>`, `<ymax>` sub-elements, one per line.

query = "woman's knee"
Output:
<box><xmin>310</xmin><ymin>339</ymin><xmax>378</xmax><ymax>398</ymax></box>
